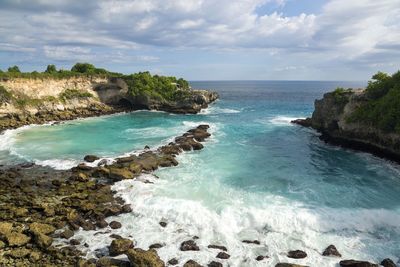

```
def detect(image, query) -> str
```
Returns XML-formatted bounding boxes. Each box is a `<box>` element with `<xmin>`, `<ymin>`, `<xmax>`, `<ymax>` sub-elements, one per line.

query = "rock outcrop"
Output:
<box><xmin>292</xmin><ymin>89</ymin><xmax>400</xmax><ymax>162</ymax></box>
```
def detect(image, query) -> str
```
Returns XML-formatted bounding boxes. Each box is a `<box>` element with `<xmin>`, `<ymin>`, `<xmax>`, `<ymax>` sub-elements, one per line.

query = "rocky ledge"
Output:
<box><xmin>0</xmin><ymin>125</ymin><xmax>211</xmax><ymax>266</ymax></box>
<box><xmin>292</xmin><ymin>89</ymin><xmax>400</xmax><ymax>163</ymax></box>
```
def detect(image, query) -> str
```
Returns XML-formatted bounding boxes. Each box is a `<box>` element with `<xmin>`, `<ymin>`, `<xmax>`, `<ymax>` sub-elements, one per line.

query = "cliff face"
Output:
<box><xmin>294</xmin><ymin>89</ymin><xmax>400</xmax><ymax>162</ymax></box>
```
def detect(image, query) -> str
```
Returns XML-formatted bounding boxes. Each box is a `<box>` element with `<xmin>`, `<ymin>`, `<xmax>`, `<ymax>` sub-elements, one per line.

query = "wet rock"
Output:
<box><xmin>125</xmin><ymin>248</ymin><xmax>165</xmax><ymax>267</ymax></box>
<box><xmin>7</xmin><ymin>248</ymin><xmax>31</xmax><ymax>258</ymax></box>
<box><xmin>0</xmin><ymin>222</ymin><xmax>13</xmax><ymax>235</ymax></box>
<box><xmin>35</xmin><ymin>233</ymin><xmax>53</xmax><ymax>248</ymax></box>
<box><xmin>0</xmin><ymin>240</ymin><xmax>5</xmax><ymax>249</ymax></box>
<box><xmin>183</xmin><ymin>260</ymin><xmax>204</xmax><ymax>267</ymax></box>
<box><xmin>84</xmin><ymin>155</ymin><xmax>99</xmax><ymax>163</ymax></box>
<box><xmin>149</xmin><ymin>243</ymin><xmax>164</xmax><ymax>249</ymax></box>
<box><xmin>208</xmin><ymin>261</ymin><xmax>223</xmax><ymax>267</ymax></box>
<box><xmin>208</xmin><ymin>244</ymin><xmax>227</xmax><ymax>251</ymax></box>
<box><xmin>381</xmin><ymin>259</ymin><xmax>397</xmax><ymax>267</ymax></box>
<box><xmin>110</xmin><ymin>234</ymin><xmax>123</xmax><ymax>239</ymax></box>
<box><xmin>96</xmin><ymin>256</ymin><xmax>131</xmax><ymax>267</ymax></box>
<box><xmin>287</xmin><ymin>250</ymin><xmax>307</xmax><ymax>259</ymax></box>
<box><xmin>242</xmin><ymin>240</ymin><xmax>260</xmax><ymax>245</ymax></box>
<box><xmin>168</xmin><ymin>258</ymin><xmax>179</xmax><ymax>265</ymax></box>
<box><xmin>108</xmin><ymin>167</ymin><xmax>134</xmax><ymax>180</ymax></box>
<box><xmin>322</xmin><ymin>244</ymin><xmax>341</xmax><ymax>257</ymax></box>
<box><xmin>256</xmin><ymin>255</ymin><xmax>268</xmax><ymax>261</ymax></box>
<box><xmin>180</xmin><ymin>240</ymin><xmax>200</xmax><ymax>251</ymax></box>
<box><xmin>109</xmin><ymin>238</ymin><xmax>134</xmax><ymax>256</ymax></box>
<box><xmin>109</xmin><ymin>221</ymin><xmax>122</xmax><ymax>229</ymax></box>
<box><xmin>275</xmin><ymin>264</ymin><xmax>309</xmax><ymax>267</ymax></box>
<box><xmin>77</xmin><ymin>163</ymin><xmax>92</xmax><ymax>171</ymax></box>
<box><xmin>5</xmin><ymin>232</ymin><xmax>30</xmax><ymax>247</ymax></box>
<box><xmin>339</xmin><ymin>260</ymin><xmax>379</xmax><ymax>267</ymax></box>
<box><xmin>121</xmin><ymin>204</ymin><xmax>132</xmax><ymax>213</ymax></box>
<box><xmin>159</xmin><ymin>221</ymin><xmax>167</xmax><ymax>227</ymax></box>
<box><xmin>70</xmin><ymin>239</ymin><xmax>80</xmax><ymax>245</ymax></box>
<box><xmin>96</xmin><ymin>219</ymin><xmax>109</xmax><ymax>229</ymax></box>
<box><xmin>216</xmin><ymin>252</ymin><xmax>230</xmax><ymax>259</ymax></box>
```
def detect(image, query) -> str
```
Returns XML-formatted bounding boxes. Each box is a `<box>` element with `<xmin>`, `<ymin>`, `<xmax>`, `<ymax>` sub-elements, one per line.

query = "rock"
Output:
<box><xmin>208</xmin><ymin>261</ymin><xmax>223</xmax><ymax>267</ymax></box>
<box><xmin>109</xmin><ymin>221</ymin><xmax>122</xmax><ymax>229</ymax></box>
<box><xmin>381</xmin><ymin>259</ymin><xmax>397</xmax><ymax>267</ymax></box>
<box><xmin>216</xmin><ymin>252</ymin><xmax>230</xmax><ymax>259</ymax></box>
<box><xmin>29</xmin><ymin>222</ymin><xmax>56</xmax><ymax>235</ymax></box>
<box><xmin>110</xmin><ymin>234</ymin><xmax>123</xmax><ymax>239</ymax></box>
<box><xmin>60</xmin><ymin>229</ymin><xmax>74</xmax><ymax>239</ymax></box>
<box><xmin>339</xmin><ymin>260</ymin><xmax>379</xmax><ymax>267</ymax></box>
<box><xmin>77</xmin><ymin>163</ymin><xmax>92</xmax><ymax>171</ymax></box>
<box><xmin>35</xmin><ymin>233</ymin><xmax>53</xmax><ymax>248</ymax></box>
<box><xmin>108</xmin><ymin>167</ymin><xmax>134</xmax><ymax>180</ymax></box>
<box><xmin>0</xmin><ymin>222</ymin><xmax>13</xmax><ymax>235</ymax></box>
<box><xmin>322</xmin><ymin>244</ymin><xmax>341</xmax><ymax>257</ymax></box>
<box><xmin>70</xmin><ymin>239</ymin><xmax>80</xmax><ymax>245</ymax></box>
<box><xmin>183</xmin><ymin>260</ymin><xmax>203</xmax><ymax>267</ymax></box>
<box><xmin>96</xmin><ymin>219</ymin><xmax>109</xmax><ymax>228</ymax></box>
<box><xmin>242</xmin><ymin>240</ymin><xmax>260</xmax><ymax>245</ymax></box>
<box><xmin>159</xmin><ymin>221</ymin><xmax>167</xmax><ymax>227</ymax></box>
<box><xmin>121</xmin><ymin>204</ymin><xmax>132</xmax><ymax>213</ymax></box>
<box><xmin>109</xmin><ymin>238</ymin><xmax>134</xmax><ymax>256</ymax></box>
<box><xmin>256</xmin><ymin>255</ymin><xmax>268</xmax><ymax>261</ymax></box>
<box><xmin>208</xmin><ymin>244</ymin><xmax>227</xmax><ymax>251</ymax></box>
<box><xmin>7</xmin><ymin>248</ymin><xmax>31</xmax><ymax>258</ymax></box>
<box><xmin>75</xmin><ymin>172</ymin><xmax>89</xmax><ymax>182</ymax></box>
<box><xmin>275</xmin><ymin>264</ymin><xmax>309</xmax><ymax>267</ymax></box>
<box><xmin>180</xmin><ymin>240</ymin><xmax>200</xmax><ymax>251</ymax></box>
<box><xmin>287</xmin><ymin>250</ymin><xmax>307</xmax><ymax>259</ymax></box>
<box><xmin>168</xmin><ymin>258</ymin><xmax>179</xmax><ymax>265</ymax></box>
<box><xmin>97</xmin><ymin>257</ymin><xmax>131</xmax><ymax>267</ymax></box>
<box><xmin>125</xmin><ymin>248</ymin><xmax>165</xmax><ymax>267</ymax></box>
<box><xmin>84</xmin><ymin>155</ymin><xmax>99</xmax><ymax>162</ymax></box>
<box><xmin>149</xmin><ymin>243</ymin><xmax>164</xmax><ymax>249</ymax></box>
<box><xmin>0</xmin><ymin>240</ymin><xmax>5</xmax><ymax>249</ymax></box>
<box><xmin>5</xmin><ymin>232</ymin><xmax>30</xmax><ymax>247</ymax></box>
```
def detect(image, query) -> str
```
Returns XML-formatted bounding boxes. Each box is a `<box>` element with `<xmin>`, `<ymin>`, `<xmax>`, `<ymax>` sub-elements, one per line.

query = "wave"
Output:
<box><xmin>200</xmin><ymin>106</ymin><xmax>241</xmax><ymax>115</ymax></box>
<box><xmin>269</xmin><ymin>116</ymin><xmax>304</xmax><ymax>125</ymax></box>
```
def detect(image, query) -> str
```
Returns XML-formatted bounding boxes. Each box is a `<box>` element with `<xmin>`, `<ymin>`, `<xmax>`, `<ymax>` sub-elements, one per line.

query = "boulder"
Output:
<box><xmin>287</xmin><ymin>250</ymin><xmax>307</xmax><ymax>259</ymax></box>
<box><xmin>108</xmin><ymin>167</ymin><xmax>134</xmax><ymax>180</ymax></box>
<box><xmin>242</xmin><ymin>240</ymin><xmax>260</xmax><ymax>245</ymax></box>
<box><xmin>183</xmin><ymin>260</ymin><xmax>203</xmax><ymax>267</ymax></box>
<box><xmin>180</xmin><ymin>240</ymin><xmax>200</xmax><ymax>251</ymax></box>
<box><xmin>29</xmin><ymin>222</ymin><xmax>56</xmax><ymax>235</ymax></box>
<box><xmin>70</xmin><ymin>239</ymin><xmax>80</xmax><ymax>245</ymax></box>
<box><xmin>109</xmin><ymin>238</ymin><xmax>134</xmax><ymax>256</ymax></box>
<box><xmin>256</xmin><ymin>255</ymin><xmax>268</xmax><ymax>261</ymax></box>
<box><xmin>159</xmin><ymin>221</ymin><xmax>167</xmax><ymax>227</ymax></box>
<box><xmin>216</xmin><ymin>252</ymin><xmax>230</xmax><ymax>259</ymax></box>
<box><xmin>149</xmin><ymin>243</ymin><xmax>164</xmax><ymax>249</ymax></box>
<box><xmin>168</xmin><ymin>258</ymin><xmax>179</xmax><ymax>265</ymax></box>
<box><xmin>322</xmin><ymin>244</ymin><xmax>341</xmax><ymax>257</ymax></box>
<box><xmin>275</xmin><ymin>264</ymin><xmax>309</xmax><ymax>267</ymax></box>
<box><xmin>96</xmin><ymin>257</ymin><xmax>131</xmax><ymax>267</ymax></box>
<box><xmin>5</xmin><ymin>232</ymin><xmax>30</xmax><ymax>247</ymax></box>
<box><xmin>208</xmin><ymin>261</ymin><xmax>222</xmax><ymax>267</ymax></box>
<box><xmin>84</xmin><ymin>155</ymin><xmax>99</xmax><ymax>162</ymax></box>
<box><xmin>381</xmin><ymin>259</ymin><xmax>397</xmax><ymax>267</ymax></box>
<box><xmin>0</xmin><ymin>222</ymin><xmax>13</xmax><ymax>235</ymax></box>
<box><xmin>7</xmin><ymin>248</ymin><xmax>31</xmax><ymax>258</ymax></box>
<box><xmin>339</xmin><ymin>260</ymin><xmax>379</xmax><ymax>267</ymax></box>
<box><xmin>109</xmin><ymin>221</ymin><xmax>122</xmax><ymax>229</ymax></box>
<box><xmin>35</xmin><ymin>233</ymin><xmax>53</xmax><ymax>248</ymax></box>
<box><xmin>125</xmin><ymin>248</ymin><xmax>165</xmax><ymax>267</ymax></box>
<box><xmin>60</xmin><ymin>229</ymin><xmax>74</xmax><ymax>239</ymax></box>
<box><xmin>208</xmin><ymin>244</ymin><xmax>227</xmax><ymax>251</ymax></box>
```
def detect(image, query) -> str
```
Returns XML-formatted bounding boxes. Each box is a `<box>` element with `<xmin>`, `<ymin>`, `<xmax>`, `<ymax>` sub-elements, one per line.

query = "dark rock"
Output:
<box><xmin>291</xmin><ymin>118</ymin><xmax>312</xmax><ymax>127</ymax></box>
<box><xmin>110</xmin><ymin>234</ymin><xmax>123</xmax><ymax>239</ymax></box>
<box><xmin>77</xmin><ymin>163</ymin><xmax>92</xmax><ymax>171</ymax></box>
<box><xmin>216</xmin><ymin>252</ymin><xmax>230</xmax><ymax>259</ymax></box>
<box><xmin>275</xmin><ymin>264</ymin><xmax>309</xmax><ymax>267</ymax></box>
<box><xmin>109</xmin><ymin>221</ymin><xmax>122</xmax><ymax>229</ymax></box>
<box><xmin>96</xmin><ymin>219</ymin><xmax>109</xmax><ymax>228</ymax></box>
<box><xmin>121</xmin><ymin>204</ymin><xmax>132</xmax><ymax>213</ymax></box>
<box><xmin>381</xmin><ymin>259</ymin><xmax>397</xmax><ymax>267</ymax></box>
<box><xmin>159</xmin><ymin>221</ymin><xmax>167</xmax><ymax>227</ymax></box>
<box><xmin>70</xmin><ymin>239</ymin><xmax>80</xmax><ymax>245</ymax></box>
<box><xmin>60</xmin><ymin>229</ymin><xmax>74</xmax><ymax>239</ymax></box>
<box><xmin>287</xmin><ymin>250</ymin><xmax>307</xmax><ymax>259</ymax></box>
<box><xmin>168</xmin><ymin>258</ymin><xmax>179</xmax><ymax>265</ymax></box>
<box><xmin>256</xmin><ymin>255</ymin><xmax>268</xmax><ymax>261</ymax></box>
<box><xmin>183</xmin><ymin>260</ymin><xmax>204</xmax><ymax>267</ymax></box>
<box><xmin>322</xmin><ymin>244</ymin><xmax>341</xmax><ymax>257</ymax></box>
<box><xmin>242</xmin><ymin>240</ymin><xmax>260</xmax><ymax>245</ymax></box>
<box><xmin>97</xmin><ymin>257</ymin><xmax>131</xmax><ymax>267</ymax></box>
<box><xmin>208</xmin><ymin>244</ymin><xmax>227</xmax><ymax>251</ymax></box>
<box><xmin>84</xmin><ymin>155</ymin><xmax>99</xmax><ymax>162</ymax></box>
<box><xmin>339</xmin><ymin>260</ymin><xmax>379</xmax><ymax>267</ymax></box>
<box><xmin>149</xmin><ymin>243</ymin><xmax>164</xmax><ymax>249</ymax></box>
<box><xmin>208</xmin><ymin>261</ymin><xmax>222</xmax><ymax>267</ymax></box>
<box><xmin>180</xmin><ymin>240</ymin><xmax>200</xmax><ymax>251</ymax></box>
<box><xmin>109</xmin><ymin>238</ymin><xmax>134</xmax><ymax>256</ymax></box>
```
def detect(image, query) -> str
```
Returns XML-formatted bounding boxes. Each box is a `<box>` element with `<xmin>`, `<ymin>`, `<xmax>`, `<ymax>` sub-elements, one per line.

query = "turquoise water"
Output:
<box><xmin>2</xmin><ymin>81</ymin><xmax>400</xmax><ymax>266</ymax></box>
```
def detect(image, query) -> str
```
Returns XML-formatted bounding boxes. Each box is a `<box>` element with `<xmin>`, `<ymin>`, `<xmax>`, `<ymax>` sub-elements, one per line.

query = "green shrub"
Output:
<box><xmin>59</xmin><ymin>89</ymin><xmax>93</xmax><ymax>101</ymax></box>
<box><xmin>8</xmin><ymin>66</ymin><xmax>21</xmax><ymax>73</ymax></box>
<box><xmin>0</xmin><ymin>85</ymin><xmax>12</xmax><ymax>105</ymax></box>
<box><xmin>45</xmin><ymin>65</ymin><xmax>57</xmax><ymax>73</ymax></box>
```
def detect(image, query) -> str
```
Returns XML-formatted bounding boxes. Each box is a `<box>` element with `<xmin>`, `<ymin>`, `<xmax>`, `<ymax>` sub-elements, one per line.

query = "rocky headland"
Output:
<box><xmin>293</xmin><ymin>71</ymin><xmax>400</xmax><ymax>163</ymax></box>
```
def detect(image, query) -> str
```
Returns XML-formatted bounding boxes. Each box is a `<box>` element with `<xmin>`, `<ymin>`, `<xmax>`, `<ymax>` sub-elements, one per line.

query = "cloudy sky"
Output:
<box><xmin>0</xmin><ymin>0</ymin><xmax>399</xmax><ymax>80</ymax></box>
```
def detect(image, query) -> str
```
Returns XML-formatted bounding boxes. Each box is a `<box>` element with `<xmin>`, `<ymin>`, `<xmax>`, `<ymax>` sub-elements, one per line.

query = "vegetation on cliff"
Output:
<box><xmin>0</xmin><ymin>63</ymin><xmax>191</xmax><ymax>103</ymax></box>
<box><xmin>347</xmin><ymin>71</ymin><xmax>400</xmax><ymax>133</ymax></box>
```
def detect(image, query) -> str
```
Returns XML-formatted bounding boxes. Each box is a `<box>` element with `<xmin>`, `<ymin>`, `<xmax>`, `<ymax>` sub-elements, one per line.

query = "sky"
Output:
<box><xmin>0</xmin><ymin>0</ymin><xmax>399</xmax><ymax>80</ymax></box>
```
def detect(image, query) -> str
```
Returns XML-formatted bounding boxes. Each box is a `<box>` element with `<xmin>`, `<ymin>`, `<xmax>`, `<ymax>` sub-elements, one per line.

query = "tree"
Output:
<box><xmin>7</xmin><ymin>66</ymin><xmax>20</xmax><ymax>73</ymax></box>
<box><xmin>71</xmin><ymin>63</ymin><xmax>96</xmax><ymax>73</ymax></box>
<box><xmin>45</xmin><ymin>64</ymin><xmax>57</xmax><ymax>73</ymax></box>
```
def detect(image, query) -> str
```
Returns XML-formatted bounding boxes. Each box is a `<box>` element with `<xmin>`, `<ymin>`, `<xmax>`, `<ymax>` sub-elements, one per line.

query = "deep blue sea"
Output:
<box><xmin>1</xmin><ymin>81</ymin><xmax>399</xmax><ymax>266</ymax></box>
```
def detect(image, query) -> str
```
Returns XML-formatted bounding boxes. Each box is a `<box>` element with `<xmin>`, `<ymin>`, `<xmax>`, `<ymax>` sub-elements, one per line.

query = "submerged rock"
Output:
<box><xmin>322</xmin><ymin>244</ymin><xmax>341</xmax><ymax>257</ymax></box>
<box><xmin>125</xmin><ymin>248</ymin><xmax>165</xmax><ymax>267</ymax></box>
<box><xmin>339</xmin><ymin>260</ymin><xmax>379</xmax><ymax>267</ymax></box>
<box><xmin>180</xmin><ymin>240</ymin><xmax>200</xmax><ymax>251</ymax></box>
<box><xmin>84</xmin><ymin>155</ymin><xmax>99</xmax><ymax>162</ymax></box>
<box><xmin>168</xmin><ymin>258</ymin><xmax>179</xmax><ymax>265</ymax></box>
<box><xmin>109</xmin><ymin>238</ymin><xmax>134</xmax><ymax>256</ymax></box>
<box><xmin>287</xmin><ymin>250</ymin><xmax>307</xmax><ymax>259</ymax></box>
<box><xmin>183</xmin><ymin>260</ymin><xmax>204</xmax><ymax>267</ymax></box>
<box><xmin>207</xmin><ymin>244</ymin><xmax>227</xmax><ymax>251</ymax></box>
<box><xmin>216</xmin><ymin>251</ymin><xmax>230</xmax><ymax>259</ymax></box>
<box><xmin>242</xmin><ymin>240</ymin><xmax>260</xmax><ymax>245</ymax></box>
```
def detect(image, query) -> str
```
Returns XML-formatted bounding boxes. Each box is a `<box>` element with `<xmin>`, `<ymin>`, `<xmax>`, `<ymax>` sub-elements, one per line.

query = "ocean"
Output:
<box><xmin>1</xmin><ymin>81</ymin><xmax>399</xmax><ymax>266</ymax></box>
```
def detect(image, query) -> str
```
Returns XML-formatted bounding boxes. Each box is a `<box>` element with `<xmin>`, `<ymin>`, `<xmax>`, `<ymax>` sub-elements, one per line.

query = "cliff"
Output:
<box><xmin>293</xmin><ymin>88</ymin><xmax>400</xmax><ymax>162</ymax></box>
<box><xmin>0</xmin><ymin>76</ymin><xmax>218</xmax><ymax>131</ymax></box>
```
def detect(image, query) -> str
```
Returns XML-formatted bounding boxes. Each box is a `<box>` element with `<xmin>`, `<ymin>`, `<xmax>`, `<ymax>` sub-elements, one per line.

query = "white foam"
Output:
<box><xmin>200</xmin><ymin>106</ymin><xmax>241</xmax><ymax>115</ymax></box>
<box><xmin>269</xmin><ymin>116</ymin><xmax>304</xmax><ymax>125</ymax></box>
